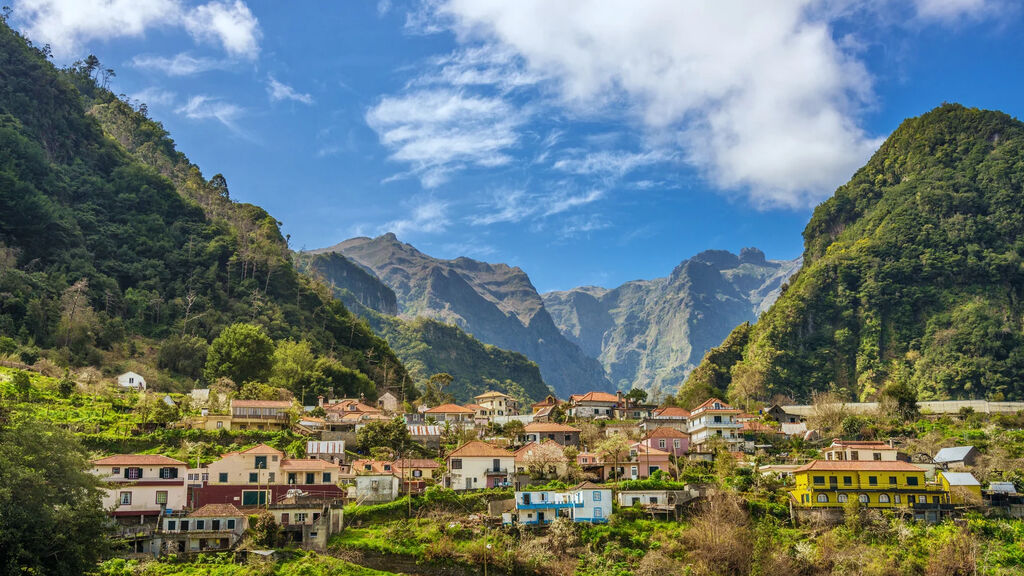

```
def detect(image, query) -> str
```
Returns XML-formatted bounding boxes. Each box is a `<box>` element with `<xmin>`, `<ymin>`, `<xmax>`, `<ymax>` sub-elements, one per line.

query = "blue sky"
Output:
<box><xmin>10</xmin><ymin>0</ymin><xmax>1024</xmax><ymax>292</ymax></box>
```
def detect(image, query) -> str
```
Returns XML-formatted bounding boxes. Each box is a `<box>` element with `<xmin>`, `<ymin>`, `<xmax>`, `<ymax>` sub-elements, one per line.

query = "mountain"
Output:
<box><xmin>0</xmin><ymin>21</ymin><xmax>409</xmax><ymax>397</ymax></box>
<box><xmin>543</xmin><ymin>248</ymin><xmax>800</xmax><ymax>396</ymax></box>
<box><xmin>683</xmin><ymin>104</ymin><xmax>1024</xmax><ymax>404</ymax></box>
<box><xmin>298</xmin><ymin>251</ymin><xmax>552</xmax><ymax>403</ymax></box>
<box><xmin>309</xmin><ymin>234</ymin><xmax>613</xmax><ymax>397</ymax></box>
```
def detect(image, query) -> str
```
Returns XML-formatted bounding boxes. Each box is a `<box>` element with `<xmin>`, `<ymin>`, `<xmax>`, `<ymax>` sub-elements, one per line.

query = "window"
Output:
<box><xmin>650</xmin><ymin>496</ymin><xmax>658</xmax><ymax>504</ymax></box>
<box><xmin>288</xmin><ymin>473</ymin><xmax>297</xmax><ymax>484</ymax></box>
<box><xmin>889</xmin><ymin>476</ymin><xmax>897</xmax><ymax>485</ymax></box>
<box><xmin>658</xmin><ymin>439</ymin><xmax>666</xmax><ymax>449</ymax></box>
<box><xmin>829</xmin><ymin>476</ymin><xmax>837</xmax><ymax>485</ymax></box>
<box><xmin>594</xmin><ymin>506</ymin><xmax>603</xmax><ymax>518</ymax></box>
<box><xmin>843</xmin><ymin>476</ymin><xmax>852</xmax><ymax>485</ymax></box>
<box><xmin>413</xmin><ymin>470</ymin><xmax>422</xmax><ymax>478</ymax></box>
<box><xmin>894</xmin><ymin>495</ymin><xmax>901</xmax><ymax>504</ymax></box>
<box><xmin>126</xmin><ymin>467</ymin><xmax>142</xmax><ymax>479</ymax></box>
<box><xmin>384</xmin><ymin>464</ymin><xmax>392</xmax><ymax>471</ymax></box>
<box><xmin>917</xmin><ymin>495</ymin><xmax>926</xmax><ymax>503</ymax></box>
<box><xmin>159</xmin><ymin>467</ymin><xmax>178</xmax><ymax>479</ymax></box>
<box><xmin>227</xmin><ymin>519</ymin><xmax>236</xmax><ymax>530</ymax></box>
<box><xmin>713</xmin><ymin>415</ymin><xmax>722</xmax><ymax>423</ymax></box>
<box><xmin>451</xmin><ymin>459</ymin><xmax>462</xmax><ymax>470</ymax></box>
<box><xmin>212</xmin><ymin>520</ymin><xmax>221</xmax><ymax>531</ymax></box>
<box><xmin>167</xmin><ymin>520</ymin><xmax>176</xmax><ymax>531</ymax></box>
<box><xmin>254</xmin><ymin>456</ymin><xmax>267</xmax><ymax>469</ymax></box>
<box><xmin>218</xmin><ymin>473</ymin><xmax>228</xmax><ymax>483</ymax></box>
<box><xmin>878</xmin><ymin>494</ymin><xmax>891</xmax><ymax>503</ymax></box>
<box><xmin>492</xmin><ymin>459</ymin><xmax>501</xmax><ymax>472</ymax></box>
<box><xmin>593</xmin><ymin>491</ymin><xmax>602</xmax><ymax>501</ymax></box>
<box><xmin>216</xmin><ymin>421</ymin><xmax>223</xmax><ymax>429</ymax></box>
<box><xmin>295</xmin><ymin>513</ymin><xmax>307</xmax><ymax>523</ymax></box>
<box><xmin>249</xmin><ymin>472</ymin><xmax>258</xmax><ymax>483</ymax></box>
<box><xmin>837</xmin><ymin>494</ymin><xmax>848</xmax><ymax>503</ymax></box>
<box><xmin>195</xmin><ymin>520</ymin><xmax>205</xmax><ymax>530</ymax></box>
<box><xmin>859</xmin><ymin>494</ymin><xmax>869</xmax><ymax>504</ymax></box>
<box><xmin>851</xmin><ymin>451</ymin><xmax>859</xmax><ymax>461</ymax></box>
<box><xmin>868</xmin><ymin>476</ymin><xmax>878</xmax><ymax>486</ymax></box>
<box><xmin>322</xmin><ymin>472</ymin><xmax>331</xmax><ymax>483</ymax></box>
<box><xmin>305</xmin><ymin>472</ymin><xmax>315</xmax><ymax>484</ymax></box>
<box><xmin>120</xmin><ymin>492</ymin><xmax>132</xmax><ymax>505</ymax></box>
<box><xmin>112</xmin><ymin>467</ymin><xmax>120</xmax><ymax>475</ymax></box>
<box><xmin>242</xmin><ymin>490</ymin><xmax>268</xmax><ymax>506</ymax></box>
<box><xmin>816</xmin><ymin>494</ymin><xmax>829</xmax><ymax>503</ymax></box>
<box><xmin>907</xmin><ymin>476</ymin><xmax>919</xmax><ymax>486</ymax></box>
<box><xmin>267</xmin><ymin>472</ymin><xmax>275</xmax><ymax>483</ymax></box>
<box><xmin>156</xmin><ymin>491</ymin><xmax>168</xmax><ymax>505</ymax></box>
<box><xmin>180</xmin><ymin>520</ymin><xmax>189</xmax><ymax>531</ymax></box>
<box><xmin>673</xmin><ymin>439</ymin><xmax>681</xmax><ymax>448</ymax></box>
<box><xmin>813</xmin><ymin>476</ymin><xmax>825</xmax><ymax>485</ymax></box>
<box><xmin>873</xmin><ymin>452</ymin><xmax>882</xmax><ymax>461</ymax></box>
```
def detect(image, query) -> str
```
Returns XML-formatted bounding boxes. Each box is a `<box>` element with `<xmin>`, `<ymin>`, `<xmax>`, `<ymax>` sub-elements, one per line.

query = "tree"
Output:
<box><xmin>503</xmin><ymin>419</ymin><xmax>525</xmax><ymax>442</ymax></box>
<box><xmin>204</xmin><ymin>323</ymin><xmax>274</xmax><ymax>385</ymax></box>
<box><xmin>357</xmin><ymin>417</ymin><xmax>415</xmax><ymax>454</ymax></box>
<box><xmin>0</xmin><ymin>415</ymin><xmax>109</xmax><ymax>574</ymax></box>
<box><xmin>521</xmin><ymin>442</ymin><xmax>566</xmax><ymax>479</ymax></box>
<box><xmin>247</xmin><ymin>512</ymin><xmax>280</xmax><ymax>548</ymax></box>
<box><xmin>596</xmin><ymin>435</ymin><xmax>630</xmax><ymax>481</ymax></box>
<box><xmin>881</xmin><ymin>363</ymin><xmax>919</xmax><ymax>421</ymax></box>
<box><xmin>269</xmin><ymin>340</ymin><xmax>316</xmax><ymax>399</ymax></box>
<box><xmin>57</xmin><ymin>373</ymin><xmax>74</xmax><ymax>398</ymax></box>
<box><xmin>11</xmin><ymin>371</ymin><xmax>30</xmax><ymax>401</ymax></box>
<box><xmin>157</xmin><ymin>335</ymin><xmax>208</xmax><ymax>379</ymax></box>
<box><xmin>624</xmin><ymin>388</ymin><xmax>648</xmax><ymax>405</ymax></box>
<box><xmin>420</xmin><ymin>373</ymin><xmax>454</xmax><ymax>407</ymax></box>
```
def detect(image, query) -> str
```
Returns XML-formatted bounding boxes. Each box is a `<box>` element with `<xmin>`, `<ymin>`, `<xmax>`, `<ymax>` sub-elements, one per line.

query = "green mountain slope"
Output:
<box><xmin>543</xmin><ymin>248</ymin><xmax>799</xmax><ymax>397</ymax></box>
<box><xmin>682</xmin><ymin>104</ymin><xmax>1024</xmax><ymax>403</ymax></box>
<box><xmin>0</xmin><ymin>21</ymin><xmax>408</xmax><ymax>396</ymax></box>
<box><xmin>300</xmin><ymin>251</ymin><xmax>552</xmax><ymax>403</ymax></box>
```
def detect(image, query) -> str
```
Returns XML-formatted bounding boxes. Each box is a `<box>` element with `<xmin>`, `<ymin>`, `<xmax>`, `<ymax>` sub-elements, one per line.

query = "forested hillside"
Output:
<box><xmin>682</xmin><ymin>104</ymin><xmax>1024</xmax><ymax>404</ymax></box>
<box><xmin>0</xmin><ymin>20</ymin><xmax>410</xmax><ymax>400</ymax></box>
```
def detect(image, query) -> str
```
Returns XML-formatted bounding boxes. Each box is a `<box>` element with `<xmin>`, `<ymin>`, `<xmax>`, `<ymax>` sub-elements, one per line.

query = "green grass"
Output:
<box><xmin>95</xmin><ymin>552</ymin><xmax>397</xmax><ymax>576</ymax></box>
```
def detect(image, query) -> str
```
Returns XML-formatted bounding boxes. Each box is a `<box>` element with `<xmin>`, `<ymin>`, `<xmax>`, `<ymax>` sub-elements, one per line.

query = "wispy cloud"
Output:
<box><xmin>379</xmin><ymin>198</ymin><xmax>450</xmax><ymax>236</ymax></box>
<box><xmin>131</xmin><ymin>53</ymin><xmax>229</xmax><ymax>76</ymax></box>
<box><xmin>267</xmin><ymin>76</ymin><xmax>314</xmax><ymax>104</ymax></box>
<box><xmin>468</xmin><ymin>187</ymin><xmax>604</xmax><ymax>226</ymax></box>
<box><xmin>176</xmin><ymin>95</ymin><xmax>243</xmax><ymax>131</ymax></box>
<box><xmin>552</xmin><ymin>149</ymin><xmax>675</xmax><ymax>179</ymax></box>
<box><xmin>559</xmin><ymin>215</ymin><xmax>611</xmax><ymax>239</ymax></box>
<box><xmin>129</xmin><ymin>86</ymin><xmax>176</xmax><ymax>107</ymax></box>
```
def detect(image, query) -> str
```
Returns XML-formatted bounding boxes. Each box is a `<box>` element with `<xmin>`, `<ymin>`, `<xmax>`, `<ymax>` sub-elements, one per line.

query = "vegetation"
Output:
<box><xmin>682</xmin><ymin>104</ymin><xmax>1024</xmax><ymax>404</ymax></box>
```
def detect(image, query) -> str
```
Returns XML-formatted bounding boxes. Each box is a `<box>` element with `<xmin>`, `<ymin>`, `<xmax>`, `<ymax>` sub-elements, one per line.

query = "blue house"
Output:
<box><xmin>507</xmin><ymin>482</ymin><xmax>611</xmax><ymax>525</ymax></box>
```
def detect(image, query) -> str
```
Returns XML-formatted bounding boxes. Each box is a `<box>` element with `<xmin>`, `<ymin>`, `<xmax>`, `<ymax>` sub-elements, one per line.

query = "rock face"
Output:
<box><xmin>299</xmin><ymin>252</ymin><xmax>398</xmax><ymax>315</ymax></box>
<box><xmin>309</xmin><ymin>234</ymin><xmax>614</xmax><ymax>397</ymax></box>
<box><xmin>542</xmin><ymin>249</ymin><xmax>800</xmax><ymax>397</ymax></box>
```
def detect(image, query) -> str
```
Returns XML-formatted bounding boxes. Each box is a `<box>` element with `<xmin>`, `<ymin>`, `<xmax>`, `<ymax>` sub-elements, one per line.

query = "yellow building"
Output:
<box><xmin>791</xmin><ymin>460</ymin><xmax>948</xmax><ymax>509</ymax></box>
<box><xmin>936</xmin><ymin>471</ymin><xmax>982</xmax><ymax>504</ymax></box>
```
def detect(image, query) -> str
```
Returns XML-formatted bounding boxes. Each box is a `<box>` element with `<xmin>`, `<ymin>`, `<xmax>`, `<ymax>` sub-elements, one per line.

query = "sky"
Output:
<box><xmin>9</xmin><ymin>0</ymin><xmax>1024</xmax><ymax>292</ymax></box>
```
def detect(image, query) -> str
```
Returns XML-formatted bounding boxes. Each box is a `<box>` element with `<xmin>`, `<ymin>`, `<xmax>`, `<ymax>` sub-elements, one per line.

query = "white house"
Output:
<box><xmin>687</xmin><ymin>398</ymin><xmax>742</xmax><ymax>450</ymax></box>
<box><xmin>507</xmin><ymin>482</ymin><xmax>611</xmax><ymax>525</ymax></box>
<box><xmin>91</xmin><ymin>454</ymin><xmax>187</xmax><ymax>519</ymax></box>
<box><xmin>351</xmin><ymin>474</ymin><xmax>401</xmax><ymax>504</ymax></box>
<box><xmin>567</xmin><ymin>391</ymin><xmax>621</xmax><ymax>419</ymax></box>
<box><xmin>117</xmin><ymin>371</ymin><xmax>146</xmax><ymax>391</ymax></box>
<box><xmin>445</xmin><ymin>441</ymin><xmax>514</xmax><ymax>491</ymax></box>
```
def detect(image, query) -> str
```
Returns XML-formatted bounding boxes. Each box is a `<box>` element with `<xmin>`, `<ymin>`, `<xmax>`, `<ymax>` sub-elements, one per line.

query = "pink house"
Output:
<box><xmin>640</xmin><ymin>426</ymin><xmax>689</xmax><ymax>457</ymax></box>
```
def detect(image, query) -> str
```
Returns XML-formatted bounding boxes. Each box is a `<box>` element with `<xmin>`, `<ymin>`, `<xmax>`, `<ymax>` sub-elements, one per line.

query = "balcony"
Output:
<box><xmin>232</xmin><ymin>412</ymin><xmax>288</xmax><ymax>421</ymax></box>
<box><xmin>484</xmin><ymin>468</ymin><xmax>510</xmax><ymax>476</ymax></box>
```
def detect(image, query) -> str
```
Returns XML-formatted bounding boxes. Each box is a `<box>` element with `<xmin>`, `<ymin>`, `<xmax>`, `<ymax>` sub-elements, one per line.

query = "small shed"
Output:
<box><xmin>117</xmin><ymin>371</ymin><xmax>146</xmax><ymax>391</ymax></box>
<box><xmin>934</xmin><ymin>446</ymin><xmax>979</xmax><ymax>468</ymax></box>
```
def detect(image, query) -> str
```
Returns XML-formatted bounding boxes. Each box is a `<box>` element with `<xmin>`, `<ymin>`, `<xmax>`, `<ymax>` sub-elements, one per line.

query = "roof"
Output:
<box><xmin>940</xmin><ymin>471</ymin><xmax>980</xmax><ymax>486</ymax></box>
<box><xmin>425</xmin><ymin>403</ymin><xmax>475</xmax><ymax>414</ymax></box>
<box><xmin>524</xmin><ymin>422</ymin><xmax>580</xmax><ymax>433</ymax></box>
<box><xmin>392</xmin><ymin>458</ymin><xmax>440</xmax><ymax>469</ymax></box>
<box><xmin>407</xmin><ymin>425</ymin><xmax>442</xmax><ymax>436</ymax></box>
<box><xmin>643</xmin><ymin>426</ymin><xmax>689</xmax><ymax>439</ymax></box>
<box><xmin>514</xmin><ymin>441</ymin><xmax>568</xmax><ymax>460</ymax></box>
<box><xmin>307</xmin><ymin>441</ymin><xmax>345</xmax><ymax>454</ymax></box>
<box><xmin>190</xmin><ymin>504</ymin><xmax>243</xmax><ymax>517</ymax></box>
<box><xmin>92</xmin><ymin>454</ymin><xmax>186</xmax><ymax>466</ymax></box>
<box><xmin>988</xmin><ymin>482</ymin><xmax>1017</xmax><ymax>494</ymax></box>
<box><xmin>279</xmin><ymin>459</ymin><xmax>341</xmax><ymax>471</ymax></box>
<box><xmin>350</xmin><ymin>459</ymin><xmax>395</xmax><ymax>474</ymax></box>
<box><xmin>741</xmin><ymin>421</ymin><xmax>781</xmax><ymax>434</ymax></box>
<box><xmin>447</xmin><ymin>441</ymin><xmax>512</xmax><ymax>459</ymax></box>
<box><xmin>794</xmin><ymin>460</ymin><xmax>924</xmax><ymax>473</ymax></box>
<box><xmin>573</xmin><ymin>481</ymin><xmax>607</xmax><ymax>491</ymax></box>
<box><xmin>652</xmin><ymin>406</ymin><xmax>690</xmax><ymax>418</ymax></box>
<box><xmin>464</xmin><ymin>403</ymin><xmax>486</xmax><ymax>411</ymax></box>
<box><xmin>231</xmin><ymin>399</ymin><xmax>293</xmax><ymax>408</ymax></box>
<box><xmin>572</xmin><ymin>391</ymin><xmax>620</xmax><ymax>404</ymax></box>
<box><xmin>531</xmin><ymin>397</ymin><xmax>558</xmax><ymax>407</ymax></box>
<box><xmin>533</xmin><ymin>406</ymin><xmax>555</xmax><ymax>419</ymax></box>
<box><xmin>827</xmin><ymin>439</ymin><xmax>892</xmax><ymax>448</ymax></box>
<box><xmin>239</xmin><ymin>444</ymin><xmax>284</xmax><ymax>455</ymax></box>
<box><xmin>690</xmin><ymin>397</ymin><xmax>740</xmax><ymax>414</ymax></box>
<box><xmin>474</xmin><ymin>391</ymin><xmax>512</xmax><ymax>400</ymax></box>
<box><xmin>631</xmin><ymin>443</ymin><xmax>670</xmax><ymax>457</ymax></box>
<box><xmin>934</xmin><ymin>446</ymin><xmax>976</xmax><ymax>463</ymax></box>
<box><xmin>323</xmin><ymin>399</ymin><xmax>381</xmax><ymax>413</ymax></box>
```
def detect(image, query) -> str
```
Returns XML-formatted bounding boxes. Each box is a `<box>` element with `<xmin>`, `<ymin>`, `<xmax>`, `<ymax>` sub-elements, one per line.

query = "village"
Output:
<box><xmin>92</xmin><ymin>374</ymin><xmax>1024</xmax><ymax>558</ymax></box>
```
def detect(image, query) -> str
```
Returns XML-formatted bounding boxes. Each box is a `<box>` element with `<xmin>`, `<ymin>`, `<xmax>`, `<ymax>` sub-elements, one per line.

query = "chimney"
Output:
<box><xmin>318</xmin><ymin>395</ymin><xmax>325</xmax><ymax>408</ymax></box>
<box><xmin>617</xmin><ymin>390</ymin><xmax>624</xmax><ymax>407</ymax></box>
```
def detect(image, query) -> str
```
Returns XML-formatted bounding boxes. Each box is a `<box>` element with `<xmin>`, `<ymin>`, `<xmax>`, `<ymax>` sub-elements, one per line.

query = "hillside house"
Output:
<box><xmin>640</xmin><ymin>426</ymin><xmax>689</xmax><ymax>457</ymax></box>
<box><xmin>933</xmin><ymin>446</ymin><xmax>979</xmax><ymax>468</ymax></box>
<box><xmin>351</xmin><ymin>473</ymin><xmax>401</xmax><ymax>503</ymax></box>
<box><xmin>196</xmin><ymin>444</ymin><xmax>343</xmax><ymax>507</ymax></box>
<box><xmin>117</xmin><ymin>371</ymin><xmax>146</xmax><ymax>391</ymax></box>
<box><xmin>687</xmin><ymin>398</ymin><xmax>743</xmax><ymax>451</ymax></box>
<box><xmin>822</xmin><ymin>440</ymin><xmax>907</xmax><ymax>462</ymax></box>
<box><xmin>567</xmin><ymin>391</ymin><xmax>622</xmax><ymax>419</ymax></box>
<box><xmin>424</xmin><ymin>403</ymin><xmax>476</xmax><ymax>424</ymax></box>
<box><xmin>579</xmin><ymin>443</ymin><xmax>671</xmax><ymax>481</ymax></box>
<box><xmin>307</xmin><ymin>440</ymin><xmax>346</xmax><ymax>464</ymax></box>
<box><xmin>641</xmin><ymin>406</ymin><xmax>690</xmax><ymax>432</ymax></box>
<box><xmin>765</xmin><ymin>404</ymin><xmax>802</xmax><ymax>424</ymax></box>
<box><xmin>157</xmin><ymin>504</ymin><xmax>246</xmax><ymax>555</ymax></box>
<box><xmin>377</xmin><ymin>392</ymin><xmax>400</xmax><ymax>413</ymax></box>
<box><xmin>937</xmin><ymin>471</ymin><xmax>982</xmax><ymax>504</ymax></box>
<box><xmin>445</xmin><ymin>441</ymin><xmax>514</xmax><ymax>490</ymax></box>
<box><xmin>522</xmin><ymin>421</ymin><xmax>581</xmax><ymax>446</ymax></box>
<box><xmin>91</xmin><ymin>454</ymin><xmax>187</xmax><ymax>519</ymax></box>
<box><xmin>531</xmin><ymin>395</ymin><xmax>559</xmax><ymax>414</ymax></box>
<box><xmin>507</xmin><ymin>482</ymin><xmax>611</xmax><ymax>525</ymax></box>
<box><xmin>514</xmin><ymin>441</ymin><xmax>570</xmax><ymax>484</ymax></box>
<box><xmin>474</xmin><ymin>391</ymin><xmax>519</xmax><ymax>417</ymax></box>
<box><xmin>392</xmin><ymin>458</ymin><xmax>440</xmax><ymax>481</ymax></box>
<box><xmin>230</xmin><ymin>399</ymin><xmax>292</xmax><ymax>431</ymax></box>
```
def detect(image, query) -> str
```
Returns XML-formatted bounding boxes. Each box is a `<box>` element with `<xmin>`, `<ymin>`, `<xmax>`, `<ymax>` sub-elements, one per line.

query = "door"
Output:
<box><xmin>281</xmin><ymin>513</ymin><xmax>289</xmax><ymax>525</ymax></box>
<box><xmin>465</xmin><ymin>478</ymin><xmax>473</xmax><ymax>490</ymax></box>
<box><xmin>537</xmin><ymin>511</ymin><xmax>545</xmax><ymax>523</ymax></box>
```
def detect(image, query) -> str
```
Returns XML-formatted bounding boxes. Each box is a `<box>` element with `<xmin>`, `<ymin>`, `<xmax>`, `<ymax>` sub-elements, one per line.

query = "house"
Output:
<box><xmin>790</xmin><ymin>460</ymin><xmax>948</xmax><ymax>514</ymax></box>
<box><xmin>641</xmin><ymin>406</ymin><xmax>690</xmax><ymax>432</ymax></box>
<box><xmin>307</xmin><ymin>440</ymin><xmax>346</xmax><ymax>464</ymax></box>
<box><xmin>822</xmin><ymin>440</ymin><xmax>907</xmax><ymax>462</ymax></box>
<box><xmin>117</xmin><ymin>371</ymin><xmax>146</xmax><ymax>391</ymax></box>
<box><xmin>740</xmin><ymin>420</ymin><xmax>785</xmax><ymax>441</ymax></box>
<box><xmin>392</xmin><ymin>458</ymin><xmax>441</xmax><ymax>492</ymax></box>
<box><xmin>474</xmin><ymin>391</ymin><xmax>519</xmax><ymax>417</ymax></box>
<box><xmin>757</xmin><ymin>464</ymin><xmax>802</xmax><ymax>479</ymax></box>
<box><xmin>640</xmin><ymin>426</ymin><xmax>690</xmax><ymax>457</ymax></box>
<box><xmin>508</xmin><ymin>482</ymin><xmax>612</xmax><ymax>525</ymax></box>
<box><xmin>615</xmin><ymin>403</ymin><xmax>656</xmax><ymax>420</ymax></box>
<box><xmin>765</xmin><ymin>404</ymin><xmax>802</xmax><ymax>424</ymax></box>
<box><xmin>616</xmin><ymin>488</ymin><xmax>700</xmax><ymax>519</ymax></box>
<box><xmin>522</xmin><ymin>421</ymin><xmax>581</xmax><ymax>446</ymax></box>
<box><xmin>424</xmin><ymin>403</ymin><xmax>476</xmax><ymax>424</ymax></box>
<box><xmin>157</xmin><ymin>504</ymin><xmax>247</xmax><ymax>555</ymax></box>
<box><xmin>445</xmin><ymin>441</ymin><xmax>514</xmax><ymax>490</ymax></box>
<box><xmin>377</xmin><ymin>392</ymin><xmax>400</xmax><ymax>413</ymax></box>
<box><xmin>579</xmin><ymin>443</ymin><xmax>671</xmax><ymax>481</ymax></box>
<box><xmin>230</xmin><ymin>399</ymin><xmax>293</xmax><ymax>431</ymax></box>
<box><xmin>196</xmin><ymin>444</ymin><xmax>343</xmax><ymax>507</ymax></box>
<box><xmin>532</xmin><ymin>405</ymin><xmax>556</xmax><ymax>422</ymax></box>
<box><xmin>531</xmin><ymin>395</ymin><xmax>559</xmax><ymax>414</ymax></box>
<box><xmin>567</xmin><ymin>391</ymin><xmax>622</xmax><ymax>419</ymax></box>
<box><xmin>91</xmin><ymin>454</ymin><xmax>187</xmax><ymax>519</ymax></box>
<box><xmin>514</xmin><ymin>441</ymin><xmax>570</xmax><ymax>484</ymax></box>
<box><xmin>266</xmin><ymin>494</ymin><xmax>346</xmax><ymax>550</ymax></box>
<box><xmin>937</xmin><ymin>471</ymin><xmax>982</xmax><ymax>504</ymax></box>
<box><xmin>933</xmin><ymin>446</ymin><xmax>979</xmax><ymax>468</ymax></box>
<box><xmin>465</xmin><ymin>403</ymin><xmax>489</xmax><ymax>421</ymax></box>
<box><xmin>351</xmin><ymin>473</ymin><xmax>401</xmax><ymax>503</ymax></box>
<box><xmin>687</xmin><ymin>398</ymin><xmax>743</xmax><ymax>450</ymax></box>
<box><xmin>408</xmin><ymin>424</ymin><xmax>443</xmax><ymax>451</ymax></box>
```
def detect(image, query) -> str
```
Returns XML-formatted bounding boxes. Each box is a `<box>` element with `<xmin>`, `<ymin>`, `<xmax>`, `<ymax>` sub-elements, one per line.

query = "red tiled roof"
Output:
<box><xmin>239</xmin><ymin>444</ymin><xmax>284</xmax><ymax>455</ymax></box>
<box><xmin>392</xmin><ymin>459</ymin><xmax>440</xmax><ymax>469</ymax></box>
<box><xmin>92</xmin><ymin>454</ymin><xmax>186</xmax><ymax>466</ymax></box>
<box><xmin>190</xmin><ymin>504</ymin><xmax>243</xmax><ymax>517</ymax></box>
<box><xmin>349</xmin><ymin>459</ymin><xmax>395</xmax><ymax>474</ymax></box>
<box><xmin>280</xmin><ymin>459</ymin><xmax>341</xmax><ymax>471</ymax></box>
<box><xmin>643</xmin><ymin>426</ymin><xmax>689</xmax><ymax>439</ymax></box>
<box><xmin>827</xmin><ymin>439</ymin><xmax>892</xmax><ymax>448</ymax></box>
<box><xmin>231</xmin><ymin>399</ymin><xmax>292</xmax><ymax>408</ymax></box>
<box><xmin>573</xmin><ymin>391</ymin><xmax>620</xmax><ymax>403</ymax></box>
<box><xmin>514</xmin><ymin>441</ymin><xmax>568</xmax><ymax>459</ymax></box>
<box><xmin>652</xmin><ymin>406</ymin><xmax>690</xmax><ymax>418</ymax></box>
<box><xmin>447</xmin><ymin>441</ymin><xmax>512</xmax><ymax>458</ymax></box>
<box><xmin>690</xmin><ymin>397</ymin><xmax>740</xmax><ymax>414</ymax></box>
<box><xmin>524</xmin><ymin>422</ymin><xmax>580</xmax><ymax>433</ymax></box>
<box><xmin>794</xmin><ymin>460</ymin><xmax>923</xmax><ymax>473</ymax></box>
<box><xmin>474</xmin><ymin>391</ymin><xmax>512</xmax><ymax>400</ymax></box>
<box><xmin>742</xmin><ymin>421</ymin><xmax>781</xmax><ymax>434</ymax></box>
<box><xmin>464</xmin><ymin>403</ymin><xmax>486</xmax><ymax>411</ymax></box>
<box><xmin>425</xmin><ymin>403</ymin><xmax>475</xmax><ymax>414</ymax></box>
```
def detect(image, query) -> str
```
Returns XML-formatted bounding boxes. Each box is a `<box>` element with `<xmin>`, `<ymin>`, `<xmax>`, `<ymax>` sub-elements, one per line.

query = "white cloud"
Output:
<box><xmin>176</xmin><ymin>94</ymin><xmax>243</xmax><ymax>130</ymax></box>
<box><xmin>183</xmin><ymin>0</ymin><xmax>261</xmax><ymax>59</ymax></box>
<box><xmin>379</xmin><ymin>198</ymin><xmax>450</xmax><ymax>236</ymax></box>
<box><xmin>130</xmin><ymin>86</ymin><xmax>175</xmax><ymax>107</ymax></box>
<box><xmin>11</xmin><ymin>0</ymin><xmax>260</xmax><ymax>60</ymax></box>
<box><xmin>559</xmin><ymin>214</ymin><xmax>611</xmax><ymax>238</ymax></box>
<box><xmin>267</xmin><ymin>76</ymin><xmax>314</xmax><ymax>104</ymax></box>
<box><xmin>553</xmin><ymin>149</ymin><xmax>674</xmax><ymax>179</ymax></box>
<box><xmin>912</xmin><ymin>0</ymin><xmax>994</xmax><ymax>21</ymax></box>
<box><xmin>131</xmin><ymin>52</ymin><xmax>228</xmax><ymax>76</ymax></box>
<box><xmin>468</xmin><ymin>187</ymin><xmax>604</xmax><ymax>225</ymax></box>
<box><xmin>366</xmin><ymin>89</ymin><xmax>524</xmax><ymax>187</ymax></box>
